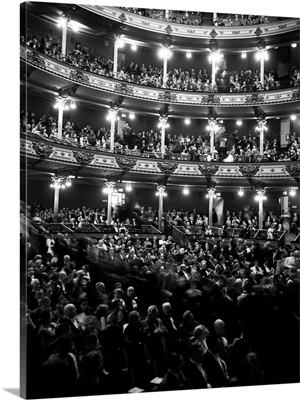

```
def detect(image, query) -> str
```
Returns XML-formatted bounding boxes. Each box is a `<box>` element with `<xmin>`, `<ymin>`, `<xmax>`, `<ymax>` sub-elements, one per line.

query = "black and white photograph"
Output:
<box><xmin>4</xmin><ymin>0</ymin><xmax>300</xmax><ymax>399</ymax></box>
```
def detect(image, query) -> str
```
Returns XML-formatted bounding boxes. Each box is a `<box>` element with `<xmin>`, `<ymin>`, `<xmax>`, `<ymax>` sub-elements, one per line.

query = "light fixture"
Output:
<box><xmin>158</xmin><ymin>47</ymin><xmax>172</xmax><ymax>59</ymax></box>
<box><xmin>183</xmin><ymin>186</ymin><xmax>189</xmax><ymax>195</ymax></box>
<box><xmin>241</xmin><ymin>52</ymin><xmax>247</xmax><ymax>59</ymax></box>
<box><xmin>129</xmin><ymin>112</ymin><xmax>135</xmax><ymax>120</ymax></box>
<box><xmin>186</xmin><ymin>51</ymin><xmax>192</xmax><ymax>59</ymax></box>
<box><xmin>57</xmin><ymin>15</ymin><xmax>81</xmax><ymax>32</ymax></box>
<box><xmin>107</xmin><ymin>109</ymin><xmax>118</xmax><ymax>121</ymax></box>
<box><xmin>65</xmin><ymin>177</ymin><xmax>72</xmax><ymax>187</ymax></box>
<box><xmin>256</xmin><ymin>49</ymin><xmax>269</xmax><ymax>61</ymax></box>
<box><xmin>291</xmin><ymin>115</ymin><xmax>297</xmax><ymax>121</ymax></box>
<box><xmin>208</xmin><ymin>51</ymin><xmax>222</xmax><ymax>63</ymax></box>
<box><xmin>131</xmin><ymin>44</ymin><xmax>137</xmax><ymax>51</ymax></box>
<box><xmin>54</xmin><ymin>96</ymin><xmax>76</xmax><ymax>111</ymax></box>
<box><xmin>116</xmin><ymin>37</ymin><xmax>124</xmax><ymax>48</ymax></box>
<box><xmin>184</xmin><ymin>118</ymin><xmax>191</xmax><ymax>125</ymax></box>
<box><xmin>291</xmin><ymin>43</ymin><xmax>297</xmax><ymax>48</ymax></box>
<box><xmin>125</xmin><ymin>182</ymin><xmax>132</xmax><ymax>192</ymax></box>
<box><xmin>238</xmin><ymin>187</ymin><xmax>244</xmax><ymax>196</ymax></box>
<box><xmin>255</xmin><ymin>189</ymin><xmax>267</xmax><ymax>201</ymax></box>
<box><xmin>50</xmin><ymin>176</ymin><xmax>70</xmax><ymax>189</ymax></box>
<box><xmin>236</xmin><ymin>119</ymin><xmax>242</xmax><ymax>126</ymax></box>
<box><xmin>290</xmin><ymin>188</ymin><xmax>296</xmax><ymax>196</ymax></box>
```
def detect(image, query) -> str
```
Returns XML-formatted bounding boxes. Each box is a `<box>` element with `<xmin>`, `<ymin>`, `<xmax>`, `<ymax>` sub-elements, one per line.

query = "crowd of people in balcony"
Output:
<box><xmin>23</xmin><ymin>34</ymin><xmax>300</xmax><ymax>92</ymax></box>
<box><xmin>26</xmin><ymin>198</ymin><xmax>300</xmax><ymax>240</ymax></box>
<box><xmin>21</xmin><ymin>109</ymin><xmax>300</xmax><ymax>163</ymax></box>
<box><xmin>120</xmin><ymin>8</ymin><xmax>275</xmax><ymax>27</ymax></box>
<box><xmin>21</xmin><ymin>197</ymin><xmax>300</xmax><ymax>397</ymax></box>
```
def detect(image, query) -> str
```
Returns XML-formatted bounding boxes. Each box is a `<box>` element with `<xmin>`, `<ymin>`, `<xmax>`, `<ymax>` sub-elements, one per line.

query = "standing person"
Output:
<box><xmin>122</xmin><ymin>122</ymin><xmax>133</xmax><ymax>149</ymax></box>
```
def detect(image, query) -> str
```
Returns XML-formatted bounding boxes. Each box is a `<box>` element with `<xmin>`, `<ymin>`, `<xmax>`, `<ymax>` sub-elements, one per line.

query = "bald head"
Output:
<box><xmin>64</xmin><ymin>303</ymin><xmax>76</xmax><ymax>319</ymax></box>
<box><xmin>214</xmin><ymin>319</ymin><xmax>226</xmax><ymax>336</ymax></box>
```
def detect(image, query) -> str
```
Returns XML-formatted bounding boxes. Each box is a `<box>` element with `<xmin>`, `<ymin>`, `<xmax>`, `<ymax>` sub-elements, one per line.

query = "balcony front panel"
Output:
<box><xmin>21</xmin><ymin>136</ymin><xmax>300</xmax><ymax>181</ymax></box>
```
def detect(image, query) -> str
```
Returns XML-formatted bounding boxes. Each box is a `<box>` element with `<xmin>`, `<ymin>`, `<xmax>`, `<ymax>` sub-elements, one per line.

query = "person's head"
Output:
<box><xmin>31</xmin><ymin>278</ymin><xmax>40</xmax><ymax>291</ymax></box>
<box><xmin>214</xmin><ymin>319</ymin><xmax>226</xmax><ymax>337</ymax></box>
<box><xmin>95</xmin><ymin>282</ymin><xmax>105</xmax><ymax>294</ymax></box>
<box><xmin>84</xmin><ymin>333</ymin><xmax>100</xmax><ymax>353</ymax></box>
<box><xmin>63</xmin><ymin>303</ymin><xmax>76</xmax><ymax>319</ymax></box>
<box><xmin>162</xmin><ymin>302</ymin><xmax>172</xmax><ymax>317</ymax></box>
<box><xmin>128</xmin><ymin>310</ymin><xmax>141</xmax><ymax>325</ymax></box>
<box><xmin>193</xmin><ymin>324</ymin><xmax>210</xmax><ymax>343</ymax></box>
<box><xmin>39</xmin><ymin>296</ymin><xmax>51</xmax><ymax>310</ymax></box>
<box><xmin>147</xmin><ymin>305</ymin><xmax>158</xmax><ymax>319</ymax></box>
<box><xmin>86</xmin><ymin>316</ymin><xmax>98</xmax><ymax>332</ymax></box>
<box><xmin>126</xmin><ymin>286</ymin><xmax>135</xmax><ymax>298</ymax></box>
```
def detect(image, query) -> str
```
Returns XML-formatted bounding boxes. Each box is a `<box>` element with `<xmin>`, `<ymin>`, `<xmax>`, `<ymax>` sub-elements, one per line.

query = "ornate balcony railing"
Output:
<box><xmin>80</xmin><ymin>5</ymin><xmax>300</xmax><ymax>39</ymax></box>
<box><xmin>21</xmin><ymin>45</ymin><xmax>300</xmax><ymax>107</ymax></box>
<box><xmin>20</xmin><ymin>134</ymin><xmax>300</xmax><ymax>180</ymax></box>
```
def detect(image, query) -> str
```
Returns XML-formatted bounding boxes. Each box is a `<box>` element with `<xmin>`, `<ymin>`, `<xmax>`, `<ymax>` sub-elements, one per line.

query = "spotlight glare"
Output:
<box><xmin>291</xmin><ymin>115</ymin><xmax>296</xmax><ymax>121</ymax></box>
<box><xmin>291</xmin><ymin>43</ymin><xmax>297</xmax><ymax>48</ymax></box>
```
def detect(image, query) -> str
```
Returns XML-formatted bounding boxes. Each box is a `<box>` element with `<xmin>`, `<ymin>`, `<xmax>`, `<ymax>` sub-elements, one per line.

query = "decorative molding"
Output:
<box><xmin>118</xmin><ymin>12</ymin><xmax>127</xmax><ymax>23</ymax></box>
<box><xmin>32</xmin><ymin>142</ymin><xmax>53</xmax><ymax>158</ymax></box>
<box><xmin>73</xmin><ymin>151</ymin><xmax>94</xmax><ymax>165</ymax></box>
<box><xmin>198</xmin><ymin>164</ymin><xmax>219</xmax><ymax>176</ymax></box>
<box><xmin>158</xmin><ymin>91</ymin><xmax>178</xmax><ymax>102</ymax></box>
<box><xmin>69</xmin><ymin>69</ymin><xmax>90</xmax><ymax>84</ymax></box>
<box><xmin>114</xmin><ymin>83</ymin><xmax>134</xmax><ymax>95</ymax></box>
<box><xmin>115</xmin><ymin>157</ymin><xmax>137</xmax><ymax>170</ymax></box>
<box><xmin>291</xmin><ymin>89</ymin><xmax>300</xmax><ymax>101</ymax></box>
<box><xmin>201</xmin><ymin>95</ymin><xmax>220</xmax><ymax>105</ymax></box>
<box><xmin>239</xmin><ymin>165</ymin><xmax>260</xmax><ymax>177</ymax></box>
<box><xmin>245</xmin><ymin>94</ymin><xmax>265</xmax><ymax>104</ymax></box>
<box><xmin>26</xmin><ymin>50</ymin><xmax>46</xmax><ymax>68</ymax></box>
<box><xmin>157</xmin><ymin>162</ymin><xmax>178</xmax><ymax>174</ymax></box>
<box><xmin>286</xmin><ymin>163</ymin><xmax>300</xmax><ymax>177</ymax></box>
<box><xmin>165</xmin><ymin>25</ymin><xmax>173</xmax><ymax>35</ymax></box>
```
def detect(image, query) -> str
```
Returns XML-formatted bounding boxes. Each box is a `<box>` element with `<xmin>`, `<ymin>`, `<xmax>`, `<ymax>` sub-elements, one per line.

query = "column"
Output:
<box><xmin>113</xmin><ymin>37</ymin><xmax>119</xmax><ymax>78</ymax></box>
<box><xmin>163</xmin><ymin>48</ymin><xmax>168</xmax><ymax>87</ymax></box>
<box><xmin>257</xmin><ymin>191</ymin><xmax>264</xmax><ymax>230</ymax></box>
<box><xmin>157</xmin><ymin>185</ymin><xmax>166</xmax><ymax>232</ymax></box>
<box><xmin>53</xmin><ymin>185</ymin><xmax>60</xmax><ymax>223</ymax></box>
<box><xmin>57</xmin><ymin>104</ymin><xmax>64</xmax><ymax>139</ymax></box>
<box><xmin>208</xmin><ymin>188</ymin><xmax>215</xmax><ymax>227</ymax></box>
<box><xmin>208</xmin><ymin>119</ymin><xmax>217</xmax><ymax>155</ymax></box>
<box><xmin>105</xmin><ymin>181</ymin><xmax>116</xmax><ymax>225</ymax></box>
<box><xmin>165</xmin><ymin>10</ymin><xmax>169</xmax><ymax>20</ymax></box>
<box><xmin>213</xmin><ymin>12</ymin><xmax>217</xmax><ymax>20</ymax></box>
<box><xmin>211</xmin><ymin>54</ymin><xmax>216</xmax><ymax>85</ymax></box>
<box><xmin>61</xmin><ymin>17</ymin><xmax>67</xmax><ymax>57</ymax></box>
<box><xmin>159</xmin><ymin>116</ymin><xmax>168</xmax><ymax>157</ymax></box>
<box><xmin>257</xmin><ymin>119</ymin><xmax>267</xmax><ymax>156</ymax></box>
<box><xmin>260</xmin><ymin>52</ymin><xmax>265</xmax><ymax>85</ymax></box>
<box><xmin>109</xmin><ymin>108</ymin><xmax>118</xmax><ymax>151</ymax></box>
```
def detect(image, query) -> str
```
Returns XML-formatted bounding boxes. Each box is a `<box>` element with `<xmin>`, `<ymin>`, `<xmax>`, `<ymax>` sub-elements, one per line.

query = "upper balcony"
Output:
<box><xmin>21</xmin><ymin>44</ymin><xmax>300</xmax><ymax>113</ymax></box>
<box><xmin>81</xmin><ymin>5</ymin><xmax>300</xmax><ymax>40</ymax></box>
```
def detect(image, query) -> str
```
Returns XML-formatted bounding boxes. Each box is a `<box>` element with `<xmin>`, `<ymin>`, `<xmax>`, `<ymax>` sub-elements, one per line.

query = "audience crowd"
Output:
<box><xmin>120</xmin><ymin>8</ymin><xmax>275</xmax><ymax>27</ymax></box>
<box><xmin>23</xmin><ymin>35</ymin><xmax>300</xmax><ymax>92</ymax></box>
<box><xmin>25</xmin><ymin>200</ymin><xmax>300</xmax><ymax>239</ymax></box>
<box><xmin>21</xmin><ymin>109</ymin><xmax>300</xmax><ymax>163</ymax></box>
<box><xmin>21</xmin><ymin>198</ymin><xmax>300</xmax><ymax>398</ymax></box>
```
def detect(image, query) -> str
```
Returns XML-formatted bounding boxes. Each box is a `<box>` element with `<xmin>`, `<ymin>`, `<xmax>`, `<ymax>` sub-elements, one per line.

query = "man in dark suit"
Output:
<box><xmin>202</xmin><ymin>335</ymin><xmax>229</xmax><ymax>388</ymax></box>
<box><xmin>182</xmin><ymin>342</ymin><xmax>210</xmax><ymax>389</ymax></box>
<box><xmin>160</xmin><ymin>302</ymin><xmax>179</xmax><ymax>352</ymax></box>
